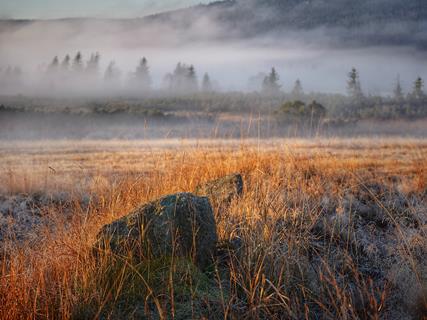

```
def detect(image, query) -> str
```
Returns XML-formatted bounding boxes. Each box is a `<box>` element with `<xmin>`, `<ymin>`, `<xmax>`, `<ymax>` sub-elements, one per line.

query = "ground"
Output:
<box><xmin>0</xmin><ymin>138</ymin><xmax>426</xmax><ymax>319</ymax></box>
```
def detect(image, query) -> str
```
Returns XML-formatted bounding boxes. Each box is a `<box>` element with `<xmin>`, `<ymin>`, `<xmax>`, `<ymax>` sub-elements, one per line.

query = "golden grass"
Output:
<box><xmin>0</xmin><ymin>138</ymin><xmax>426</xmax><ymax>319</ymax></box>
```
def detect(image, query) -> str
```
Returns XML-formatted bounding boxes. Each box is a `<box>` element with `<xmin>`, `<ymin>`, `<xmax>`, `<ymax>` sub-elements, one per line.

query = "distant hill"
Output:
<box><xmin>1</xmin><ymin>0</ymin><xmax>426</xmax><ymax>49</ymax></box>
<box><xmin>146</xmin><ymin>0</ymin><xmax>427</xmax><ymax>48</ymax></box>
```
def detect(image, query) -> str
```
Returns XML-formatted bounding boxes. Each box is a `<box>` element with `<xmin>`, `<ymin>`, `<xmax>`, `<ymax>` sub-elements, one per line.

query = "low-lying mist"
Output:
<box><xmin>1</xmin><ymin>1</ymin><xmax>427</xmax><ymax>141</ymax></box>
<box><xmin>2</xmin><ymin>109</ymin><xmax>427</xmax><ymax>141</ymax></box>
<box><xmin>0</xmin><ymin>13</ymin><xmax>426</xmax><ymax>97</ymax></box>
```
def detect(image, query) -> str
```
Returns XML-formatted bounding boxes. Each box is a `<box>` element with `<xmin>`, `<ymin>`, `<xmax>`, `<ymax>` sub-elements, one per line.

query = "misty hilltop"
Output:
<box><xmin>1</xmin><ymin>0</ymin><xmax>427</xmax><ymax>49</ymax></box>
<box><xmin>146</xmin><ymin>0</ymin><xmax>427</xmax><ymax>48</ymax></box>
<box><xmin>1</xmin><ymin>0</ymin><xmax>427</xmax><ymax>95</ymax></box>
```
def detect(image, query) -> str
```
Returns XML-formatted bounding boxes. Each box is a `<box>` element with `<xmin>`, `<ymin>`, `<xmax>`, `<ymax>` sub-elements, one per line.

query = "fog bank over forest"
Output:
<box><xmin>0</xmin><ymin>0</ymin><xmax>426</xmax><ymax>96</ymax></box>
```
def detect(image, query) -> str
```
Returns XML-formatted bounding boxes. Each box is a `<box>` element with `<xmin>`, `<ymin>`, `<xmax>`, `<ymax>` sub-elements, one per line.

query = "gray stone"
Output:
<box><xmin>94</xmin><ymin>193</ymin><xmax>217</xmax><ymax>270</ymax></box>
<box><xmin>195</xmin><ymin>173</ymin><xmax>243</xmax><ymax>208</ymax></box>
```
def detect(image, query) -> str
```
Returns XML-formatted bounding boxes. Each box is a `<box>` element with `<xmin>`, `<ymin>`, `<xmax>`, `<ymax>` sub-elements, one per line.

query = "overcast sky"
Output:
<box><xmin>0</xmin><ymin>0</ymin><xmax>210</xmax><ymax>19</ymax></box>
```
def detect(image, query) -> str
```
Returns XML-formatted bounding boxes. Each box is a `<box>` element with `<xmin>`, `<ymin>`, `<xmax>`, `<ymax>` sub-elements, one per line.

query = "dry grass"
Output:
<box><xmin>0</xmin><ymin>138</ymin><xmax>426</xmax><ymax>319</ymax></box>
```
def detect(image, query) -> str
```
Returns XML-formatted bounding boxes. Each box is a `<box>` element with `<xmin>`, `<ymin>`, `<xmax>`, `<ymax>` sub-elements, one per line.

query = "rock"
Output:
<box><xmin>94</xmin><ymin>193</ymin><xmax>217</xmax><ymax>270</ymax></box>
<box><xmin>215</xmin><ymin>237</ymin><xmax>244</xmax><ymax>267</ymax></box>
<box><xmin>195</xmin><ymin>173</ymin><xmax>243</xmax><ymax>208</ymax></box>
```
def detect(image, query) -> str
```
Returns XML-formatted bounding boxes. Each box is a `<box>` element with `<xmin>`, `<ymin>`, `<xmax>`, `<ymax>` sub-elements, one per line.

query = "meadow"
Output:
<box><xmin>0</xmin><ymin>138</ymin><xmax>426</xmax><ymax>319</ymax></box>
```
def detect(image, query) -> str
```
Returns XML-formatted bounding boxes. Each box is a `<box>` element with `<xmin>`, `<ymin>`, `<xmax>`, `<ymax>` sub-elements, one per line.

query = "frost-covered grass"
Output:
<box><xmin>0</xmin><ymin>138</ymin><xmax>426</xmax><ymax>319</ymax></box>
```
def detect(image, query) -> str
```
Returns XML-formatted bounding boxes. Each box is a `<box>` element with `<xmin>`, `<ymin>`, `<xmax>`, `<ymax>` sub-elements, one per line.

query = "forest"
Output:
<box><xmin>0</xmin><ymin>53</ymin><xmax>425</xmax><ymax>121</ymax></box>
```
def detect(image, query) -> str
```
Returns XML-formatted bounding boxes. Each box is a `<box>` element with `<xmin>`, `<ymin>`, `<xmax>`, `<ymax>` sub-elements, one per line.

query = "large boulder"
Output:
<box><xmin>94</xmin><ymin>193</ymin><xmax>217</xmax><ymax>270</ymax></box>
<box><xmin>195</xmin><ymin>173</ymin><xmax>243</xmax><ymax>209</ymax></box>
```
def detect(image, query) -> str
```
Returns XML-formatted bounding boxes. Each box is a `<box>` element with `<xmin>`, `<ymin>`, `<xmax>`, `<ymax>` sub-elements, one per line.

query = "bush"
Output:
<box><xmin>278</xmin><ymin>100</ymin><xmax>326</xmax><ymax>122</ymax></box>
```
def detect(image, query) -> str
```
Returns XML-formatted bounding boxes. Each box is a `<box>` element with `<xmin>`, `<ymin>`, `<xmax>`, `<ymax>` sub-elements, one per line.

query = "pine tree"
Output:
<box><xmin>291</xmin><ymin>79</ymin><xmax>303</xmax><ymax>98</ymax></box>
<box><xmin>167</xmin><ymin>62</ymin><xmax>199</xmax><ymax>93</ymax></box>
<box><xmin>262</xmin><ymin>67</ymin><xmax>281</xmax><ymax>95</ymax></box>
<box><xmin>134</xmin><ymin>57</ymin><xmax>152</xmax><ymax>91</ymax></box>
<box><xmin>187</xmin><ymin>65</ymin><xmax>198</xmax><ymax>92</ymax></box>
<box><xmin>104</xmin><ymin>61</ymin><xmax>120</xmax><ymax>82</ymax></box>
<box><xmin>393</xmin><ymin>75</ymin><xmax>404</xmax><ymax>102</ymax></box>
<box><xmin>347</xmin><ymin>67</ymin><xmax>363</xmax><ymax>100</ymax></box>
<box><xmin>86</xmin><ymin>52</ymin><xmax>100</xmax><ymax>75</ymax></box>
<box><xmin>202</xmin><ymin>73</ymin><xmax>213</xmax><ymax>92</ymax></box>
<box><xmin>47</xmin><ymin>56</ymin><xmax>59</xmax><ymax>73</ymax></box>
<box><xmin>172</xmin><ymin>62</ymin><xmax>185</xmax><ymax>92</ymax></box>
<box><xmin>61</xmin><ymin>55</ymin><xmax>71</xmax><ymax>71</ymax></box>
<box><xmin>72</xmin><ymin>52</ymin><xmax>83</xmax><ymax>73</ymax></box>
<box><xmin>412</xmin><ymin>77</ymin><xmax>424</xmax><ymax>99</ymax></box>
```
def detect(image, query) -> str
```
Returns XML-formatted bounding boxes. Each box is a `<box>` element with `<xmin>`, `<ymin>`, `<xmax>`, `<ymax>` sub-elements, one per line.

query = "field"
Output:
<box><xmin>1</xmin><ymin>138</ymin><xmax>427</xmax><ymax>319</ymax></box>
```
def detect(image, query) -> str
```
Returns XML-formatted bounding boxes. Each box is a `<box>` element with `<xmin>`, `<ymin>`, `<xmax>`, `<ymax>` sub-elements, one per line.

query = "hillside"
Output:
<box><xmin>1</xmin><ymin>0</ymin><xmax>426</xmax><ymax>49</ymax></box>
<box><xmin>145</xmin><ymin>0</ymin><xmax>427</xmax><ymax>48</ymax></box>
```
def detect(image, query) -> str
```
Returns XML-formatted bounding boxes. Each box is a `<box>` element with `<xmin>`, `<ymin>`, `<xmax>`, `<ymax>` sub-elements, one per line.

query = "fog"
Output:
<box><xmin>0</xmin><ymin>13</ymin><xmax>426</xmax><ymax>97</ymax></box>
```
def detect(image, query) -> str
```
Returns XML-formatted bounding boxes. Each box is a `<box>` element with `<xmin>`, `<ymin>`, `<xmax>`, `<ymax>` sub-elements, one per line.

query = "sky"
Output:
<box><xmin>0</xmin><ymin>0</ymin><xmax>210</xmax><ymax>19</ymax></box>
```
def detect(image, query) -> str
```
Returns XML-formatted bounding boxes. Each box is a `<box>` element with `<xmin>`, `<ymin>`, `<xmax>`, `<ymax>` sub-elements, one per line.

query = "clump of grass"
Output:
<box><xmin>0</xmin><ymin>138</ymin><xmax>426</xmax><ymax>319</ymax></box>
<box><xmin>72</xmin><ymin>254</ymin><xmax>224</xmax><ymax>319</ymax></box>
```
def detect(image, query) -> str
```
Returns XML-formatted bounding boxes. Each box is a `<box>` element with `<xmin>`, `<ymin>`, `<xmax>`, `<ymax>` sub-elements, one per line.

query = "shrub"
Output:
<box><xmin>278</xmin><ymin>100</ymin><xmax>326</xmax><ymax>122</ymax></box>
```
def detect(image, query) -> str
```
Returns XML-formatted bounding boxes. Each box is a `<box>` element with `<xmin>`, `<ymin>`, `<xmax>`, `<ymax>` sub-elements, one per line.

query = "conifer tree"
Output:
<box><xmin>347</xmin><ymin>67</ymin><xmax>363</xmax><ymax>100</ymax></box>
<box><xmin>104</xmin><ymin>61</ymin><xmax>120</xmax><ymax>82</ymax></box>
<box><xmin>187</xmin><ymin>65</ymin><xmax>198</xmax><ymax>92</ymax></box>
<box><xmin>412</xmin><ymin>77</ymin><xmax>424</xmax><ymax>99</ymax></box>
<box><xmin>262</xmin><ymin>67</ymin><xmax>281</xmax><ymax>95</ymax></box>
<box><xmin>86</xmin><ymin>52</ymin><xmax>100</xmax><ymax>75</ymax></box>
<box><xmin>72</xmin><ymin>52</ymin><xmax>83</xmax><ymax>73</ymax></box>
<box><xmin>61</xmin><ymin>54</ymin><xmax>71</xmax><ymax>71</ymax></box>
<box><xmin>291</xmin><ymin>79</ymin><xmax>304</xmax><ymax>99</ymax></box>
<box><xmin>47</xmin><ymin>56</ymin><xmax>59</xmax><ymax>73</ymax></box>
<box><xmin>393</xmin><ymin>75</ymin><xmax>404</xmax><ymax>102</ymax></box>
<box><xmin>202</xmin><ymin>73</ymin><xmax>213</xmax><ymax>92</ymax></box>
<box><xmin>134</xmin><ymin>57</ymin><xmax>152</xmax><ymax>91</ymax></box>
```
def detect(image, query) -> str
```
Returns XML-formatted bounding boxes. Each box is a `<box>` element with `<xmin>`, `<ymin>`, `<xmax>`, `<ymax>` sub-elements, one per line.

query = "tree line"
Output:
<box><xmin>42</xmin><ymin>52</ymin><xmax>215</xmax><ymax>95</ymax></box>
<box><xmin>0</xmin><ymin>52</ymin><xmax>424</xmax><ymax>99</ymax></box>
<box><xmin>263</xmin><ymin>66</ymin><xmax>426</xmax><ymax>119</ymax></box>
<box><xmin>0</xmin><ymin>52</ymin><xmax>425</xmax><ymax>120</ymax></box>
